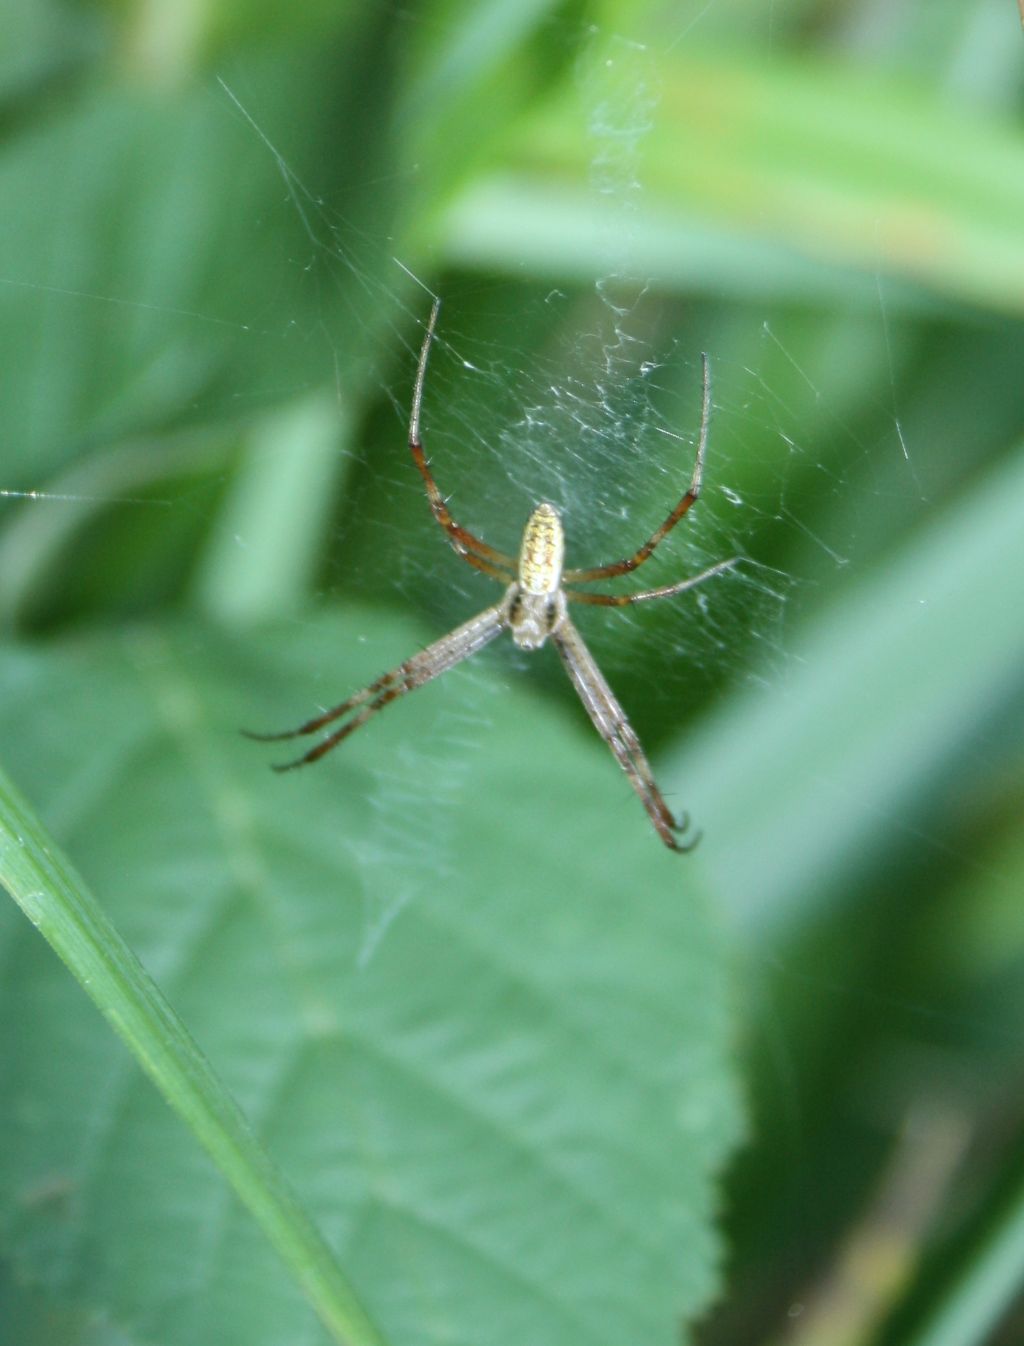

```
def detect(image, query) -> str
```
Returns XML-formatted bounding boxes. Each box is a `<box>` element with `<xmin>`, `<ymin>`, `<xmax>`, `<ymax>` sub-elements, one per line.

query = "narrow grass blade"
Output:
<box><xmin>0</xmin><ymin>764</ymin><xmax>389</xmax><ymax>1346</ymax></box>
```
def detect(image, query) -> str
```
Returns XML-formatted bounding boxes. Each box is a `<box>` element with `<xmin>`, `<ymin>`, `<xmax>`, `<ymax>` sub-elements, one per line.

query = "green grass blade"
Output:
<box><xmin>673</xmin><ymin>440</ymin><xmax>1024</xmax><ymax>939</ymax></box>
<box><xmin>454</xmin><ymin>42</ymin><xmax>1024</xmax><ymax>314</ymax></box>
<box><xmin>901</xmin><ymin>1163</ymin><xmax>1024</xmax><ymax>1346</ymax></box>
<box><xmin>0</xmin><ymin>764</ymin><xmax>389</xmax><ymax>1346</ymax></box>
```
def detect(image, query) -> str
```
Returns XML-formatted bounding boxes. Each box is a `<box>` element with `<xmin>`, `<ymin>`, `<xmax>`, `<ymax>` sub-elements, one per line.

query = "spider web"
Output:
<box><xmin>0</xmin><ymin>10</ymin><xmax>938</xmax><ymax>962</ymax></box>
<box><xmin>3</xmin><ymin>2</ymin><xmax>995</xmax><ymax>958</ymax></box>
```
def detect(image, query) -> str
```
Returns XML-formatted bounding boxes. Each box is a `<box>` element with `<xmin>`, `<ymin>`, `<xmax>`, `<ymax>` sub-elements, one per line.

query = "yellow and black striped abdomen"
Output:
<box><xmin>518</xmin><ymin>503</ymin><xmax>564</xmax><ymax>596</ymax></box>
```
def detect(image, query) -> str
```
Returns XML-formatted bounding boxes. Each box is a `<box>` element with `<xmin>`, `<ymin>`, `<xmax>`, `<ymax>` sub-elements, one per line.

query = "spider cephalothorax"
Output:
<box><xmin>249</xmin><ymin>300</ymin><xmax>736</xmax><ymax>850</ymax></box>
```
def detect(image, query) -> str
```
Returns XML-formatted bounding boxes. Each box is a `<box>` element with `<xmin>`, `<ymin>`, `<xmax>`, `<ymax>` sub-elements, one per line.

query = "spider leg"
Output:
<box><xmin>565</xmin><ymin>556</ymin><xmax>737</xmax><ymax>606</ymax></box>
<box><xmin>410</xmin><ymin>299</ymin><xmax>517</xmax><ymax>574</ymax></box>
<box><xmin>245</xmin><ymin>602</ymin><xmax>506</xmax><ymax>769</ymax></box>
<box><xmin>564</xmin><ymin>352</ymin><xmax>710</xmax><ymax>583</ymax></box>
<box><xmin>552</xmin><ymin>615</ymin><xmax>698</xmax><ymax>852</ymax></box>
<box><xmin>461</xmin><ymin>550</ymin><xmax>518</xmax><ymax>584</ymax></box>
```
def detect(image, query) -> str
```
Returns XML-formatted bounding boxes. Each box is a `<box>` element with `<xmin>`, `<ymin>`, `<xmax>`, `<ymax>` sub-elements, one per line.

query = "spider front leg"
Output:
<box><xmin>409</xmin><ymin>299</ymin><xmax>516</xmax><ymax>578</ymax></box>
<box><xmin>246</xmin><ymin>603</ymin><xmax>506</xmax><ymax>770</ymax></box>
<box><xmin>563</xmin><ymin>352</ymin><xmax>711</xmax><ymax>585</ymax></box>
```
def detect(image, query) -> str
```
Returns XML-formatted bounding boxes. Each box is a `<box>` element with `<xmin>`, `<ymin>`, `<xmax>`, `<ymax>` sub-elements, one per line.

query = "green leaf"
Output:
<box><xmin>0</xmin><ymin>44</ymin><xmax>393</xmax><ymax>490</ymax></box>
<box><xmin>0</xmin><ymin>712</ymin><xmax>387</xmax><ymax>1346</ymax></box>
<box><xmin>0</xmin><ymin>0</ymin><xmax>98</xmax><ymax>100</ymax></box>
<box><xmin>0</xmin><ymin>609</ymin><xmax>740</xmax><ymax>1345</ymax></box>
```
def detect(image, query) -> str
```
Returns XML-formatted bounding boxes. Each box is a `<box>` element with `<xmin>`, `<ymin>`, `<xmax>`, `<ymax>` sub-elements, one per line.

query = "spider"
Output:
<box><xmin>248</xmin><ymin>300</ymin><xmax>736</xmax><ymax>851</ymax></box>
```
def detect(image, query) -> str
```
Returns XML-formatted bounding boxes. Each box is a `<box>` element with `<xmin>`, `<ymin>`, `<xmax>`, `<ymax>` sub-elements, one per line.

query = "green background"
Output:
<box><xmin>1</xmin><ymin>1</ymin><xmax>1023</xmax><ymax>1344</ymax></box>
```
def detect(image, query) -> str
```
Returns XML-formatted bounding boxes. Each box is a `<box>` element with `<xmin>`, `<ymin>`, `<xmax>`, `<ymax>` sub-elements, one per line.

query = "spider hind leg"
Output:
<box><xmin>660</xmin><ymin>809</ymin><xmax>702</xmax><ymax>854</ymax></box>
<box><xmin>553</xmin><ymin>615</ymin><xmax>700</xmax><ymax>852</ymax></box>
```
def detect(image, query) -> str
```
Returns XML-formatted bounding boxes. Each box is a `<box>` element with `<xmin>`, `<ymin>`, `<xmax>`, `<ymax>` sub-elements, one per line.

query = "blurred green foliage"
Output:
<box><xmin>1</xmin><ymin>0</ymin><xmax>1023</xmax><ymax>1344</ymax></box>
